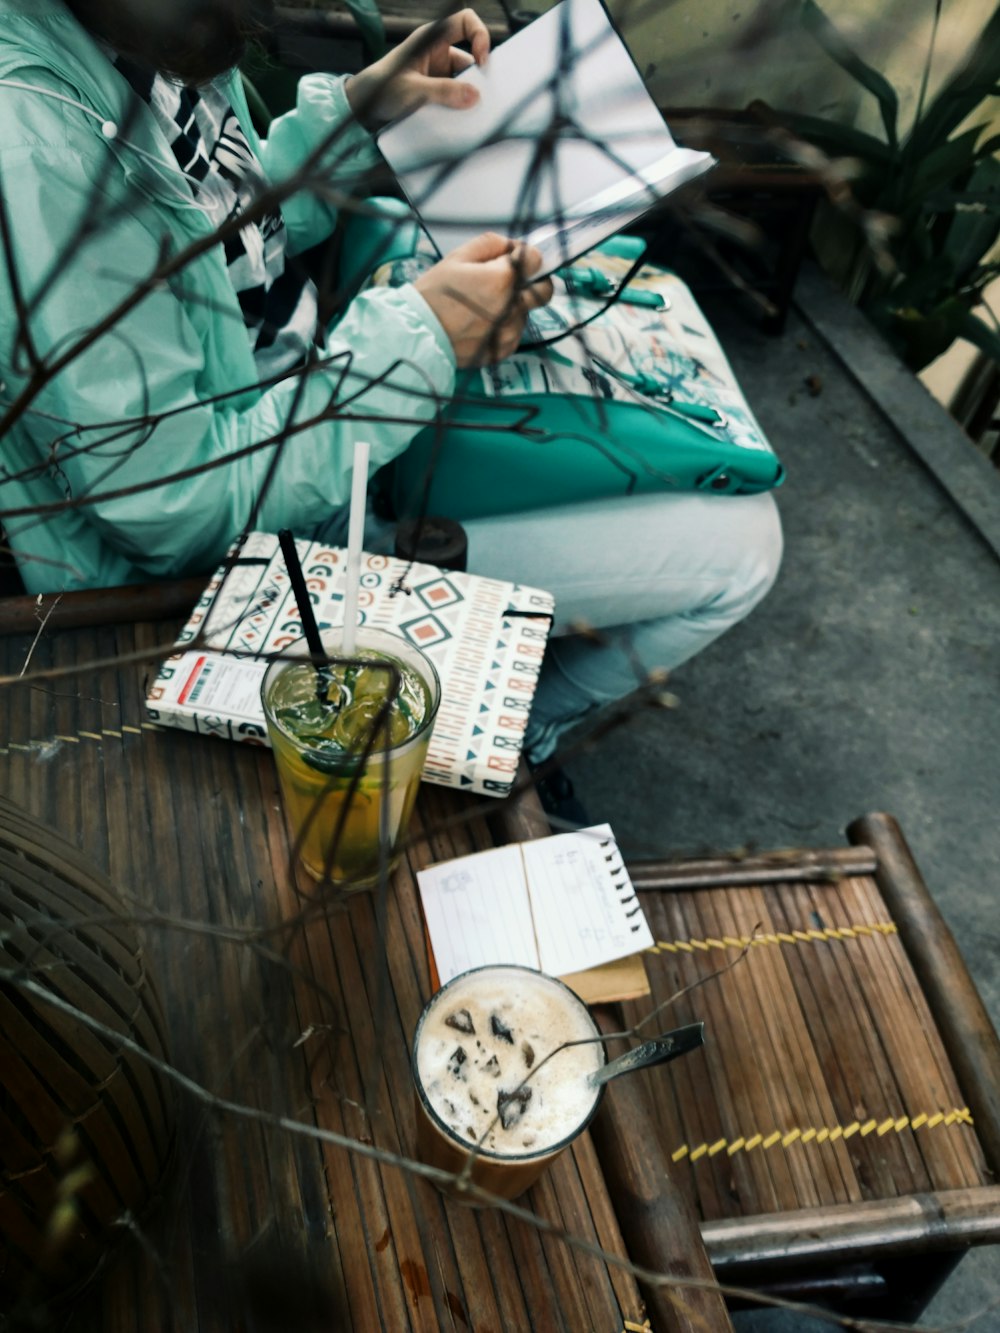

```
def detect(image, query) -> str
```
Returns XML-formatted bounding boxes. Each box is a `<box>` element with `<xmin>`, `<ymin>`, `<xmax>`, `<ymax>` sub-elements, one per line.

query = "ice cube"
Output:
<box><xmin>483</xmin><ymin>1055</ymin><xmax>501</xmax><ymax>1079</ymax></box>
<box><xmin>490</xmin><ymin>1014</ymin><xmax>514</xmax><ymax>1044</ymax></box>
<box><xmin>445</xmin><ymin>1008</ymin><xmax>476</xmax><ymax>1035</ymax></box>
<box><xmin>447</xmin><ymin>1046</ymin><xmax>468</xmax><ymax>1080</ymax></box>
<box><xmin>497</xmin><ymin>1086</ymin><xmax>532</xmax><ymax>1130</ymax></box>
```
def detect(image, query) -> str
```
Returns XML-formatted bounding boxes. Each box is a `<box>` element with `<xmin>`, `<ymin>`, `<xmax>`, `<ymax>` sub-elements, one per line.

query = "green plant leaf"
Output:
<box><xmin>905</xmin><ymin>125</ymin><xmax>983</xmax><ymax>200</ymax></box>
<box><xmin>937</xmin><ymin>155</ymin><xmax>1000</xmax><ymax>279</ymax></box>
<box><xmin>779</xmin><ymin>110</ymin><xmax>894</xmax><ymax>165</ymax></box>
<box><xmin>877</xmin><ymin>255</ymin><xmax>957</xmax><ymax>311</ymax></box>
<box><xmin>907</xmin><ymin>7</ymin><xmax>1000</xmax><ymax>158</ymax></box>
<box><xmin>801</xmin><ymin>0</ymin><xmax>899</xmax><ymax>147</ymax></box>
<box><xmin>341</xmin><ymin>0</ymin><xmax>387</xmax><ymax>60</ymax></box>
<box><xmin>953</xmin><ymin>309</ymin><xmax>1000</xmax><ymax>364</ymax></box>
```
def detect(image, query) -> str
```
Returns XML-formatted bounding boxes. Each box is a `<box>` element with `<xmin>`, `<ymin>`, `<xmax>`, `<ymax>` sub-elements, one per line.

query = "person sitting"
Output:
<box><xmin>0</xmin><ymin>0</ymin><xmax>781</xmax><ymax>773</ymax></box>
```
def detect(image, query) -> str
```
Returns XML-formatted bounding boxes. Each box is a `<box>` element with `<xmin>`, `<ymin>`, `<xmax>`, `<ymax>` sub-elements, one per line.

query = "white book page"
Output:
<box><xmin>376</xmin><ymin>0</ymin><xmax>711</xmax><ymax>269</ymax></box>
<box><xmin>523</xmin><ymin>824</ymin><xmax>653</xmax><ymax>976</ymax></box>
<box><xmin>416</xmin><ymin>843</ymin><xmax>539</xmax><ymax>984</ymax></box>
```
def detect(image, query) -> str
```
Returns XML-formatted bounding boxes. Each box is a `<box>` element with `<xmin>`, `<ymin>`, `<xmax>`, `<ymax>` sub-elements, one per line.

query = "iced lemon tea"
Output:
<box><xmin>262</xmin><ymin>627</ymin><xmax>440</xmax><ymax>886</ymax></box>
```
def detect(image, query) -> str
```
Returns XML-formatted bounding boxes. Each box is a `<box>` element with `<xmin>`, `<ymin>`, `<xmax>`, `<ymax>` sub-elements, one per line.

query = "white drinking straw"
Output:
<box><xmin>340</xmin><ymin>439</ymin><xmax>370</xmax><ymax>657</ymax></box>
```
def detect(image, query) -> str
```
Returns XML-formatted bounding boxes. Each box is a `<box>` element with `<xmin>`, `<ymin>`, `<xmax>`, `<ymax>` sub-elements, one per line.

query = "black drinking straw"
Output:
<box><xmin>278</xmin><ymin>528</ymin><xmax>331</xmax><ymax>703</ymax></box>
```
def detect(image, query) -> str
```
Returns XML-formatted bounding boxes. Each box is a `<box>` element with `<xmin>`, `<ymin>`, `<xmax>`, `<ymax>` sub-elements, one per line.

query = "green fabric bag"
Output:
<box><xmin>354</xmin><ymin>209</ymin><xmax>784</xmax><ymax>521</ymax></box>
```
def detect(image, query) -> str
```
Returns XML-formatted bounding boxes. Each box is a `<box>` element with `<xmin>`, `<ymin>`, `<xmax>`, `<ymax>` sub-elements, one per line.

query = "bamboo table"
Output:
<box><xmin>0</xmin><ymin>599</ymin><xmax>724</xmax><ymax>1332</ymax></box>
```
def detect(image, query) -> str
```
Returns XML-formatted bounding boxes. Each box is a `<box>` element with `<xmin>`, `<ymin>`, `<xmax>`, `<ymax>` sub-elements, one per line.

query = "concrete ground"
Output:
<box><xmin>562</xmin><ymin>262</ymin><xmax>1000</xmax><ymax>1330</ymax></box>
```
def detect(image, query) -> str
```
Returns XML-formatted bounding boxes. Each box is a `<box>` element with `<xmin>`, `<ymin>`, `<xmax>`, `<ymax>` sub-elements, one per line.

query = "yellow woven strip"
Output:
<box><xmin>671</xmin><ymin>1110</ymin><xmax>974</xmax><ymax>1166</ymax></box>
<box><xmin>623</xmin><ymin>1320</ymin><xmax>652</xmax><ymax>1333</ymax></box>
<box><xmin>649</xmin><ymin>923</ymin><xmax>898</xmax><ymax>957</ymax></box>
<box><xmin>2</xmin><ymin>724</ymin><xmax>161</xmax><ymax>753</ymax></box>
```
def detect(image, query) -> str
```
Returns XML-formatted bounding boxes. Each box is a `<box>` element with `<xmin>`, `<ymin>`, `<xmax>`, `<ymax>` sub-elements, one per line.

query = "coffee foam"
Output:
<box><xmin>415</xmin><ymin>967</ymin><xmax>603</xmax><ymax>1156</ymax></box>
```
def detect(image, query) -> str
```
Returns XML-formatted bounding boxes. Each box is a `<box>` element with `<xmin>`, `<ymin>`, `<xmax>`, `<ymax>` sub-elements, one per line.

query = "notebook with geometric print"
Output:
<box><xmin>145</xmin><ymin>530</ymin><xmax>554</xmax><ymax>798</ymax></box>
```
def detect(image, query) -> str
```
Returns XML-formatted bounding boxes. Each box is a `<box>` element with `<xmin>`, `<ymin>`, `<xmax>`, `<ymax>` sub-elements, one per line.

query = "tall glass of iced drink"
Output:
<box><xmin>411</xmin><ymin>964</ymin><xmax>606</xmax><ymax>1202</ymax></box>
<box><xmin>261</xmin><ymin>627</ymin><xmax>440</xmax><ymax>887</ymax></box>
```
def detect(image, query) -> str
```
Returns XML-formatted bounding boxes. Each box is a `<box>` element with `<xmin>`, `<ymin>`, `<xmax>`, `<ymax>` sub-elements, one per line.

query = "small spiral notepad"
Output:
<box><xmin>416</xmin><ymin>824</ymin><xmax>653</xmax><ymax>1001</ymax></box>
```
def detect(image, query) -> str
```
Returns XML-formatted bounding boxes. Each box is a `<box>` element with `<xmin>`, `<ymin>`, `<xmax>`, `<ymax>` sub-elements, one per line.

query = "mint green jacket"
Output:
<box><xmin>0</xmin><ymin>0</ymin><xmax>455</xmax><ymax>593</ymax></box>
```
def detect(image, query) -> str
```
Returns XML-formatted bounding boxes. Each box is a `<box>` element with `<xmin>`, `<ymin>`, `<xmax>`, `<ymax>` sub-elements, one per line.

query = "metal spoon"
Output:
<box><xmin>590</xmin><ymin>1022</ymin><xmax>706</xmax><ymax>1088</ymax></box>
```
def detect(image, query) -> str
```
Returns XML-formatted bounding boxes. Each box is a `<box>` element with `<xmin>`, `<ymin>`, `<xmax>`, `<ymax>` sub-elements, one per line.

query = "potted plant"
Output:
<box><xmin>779</xmin><ymin>0</ymin><xmax>1000</xmax><ymax>372</ymax></box>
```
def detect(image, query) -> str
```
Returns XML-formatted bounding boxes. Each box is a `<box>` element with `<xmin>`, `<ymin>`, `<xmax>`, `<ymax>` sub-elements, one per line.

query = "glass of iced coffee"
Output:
<box><xmin>411</xmin><ymin>964</ymin><xmax>606</xmax><ymax>1202</ymax></box>
<box><xmin>261</xmin><ymin>627</ymin><xmax>440</xmax><ymax>887</ymax></box>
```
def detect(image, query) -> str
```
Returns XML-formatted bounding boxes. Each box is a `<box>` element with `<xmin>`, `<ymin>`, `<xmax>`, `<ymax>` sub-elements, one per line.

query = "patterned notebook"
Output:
<box><xmin>145</xmin><ymin>531</ymin><xmax>555</xmax><ymax>797</ymax></box>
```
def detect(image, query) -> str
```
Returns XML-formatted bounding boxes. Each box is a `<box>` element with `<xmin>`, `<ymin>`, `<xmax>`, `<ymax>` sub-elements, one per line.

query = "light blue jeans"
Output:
<box><xmin>340</xmin><ymin>488</ymin><xmax>782</xmax><ymax>764</ymax></box>
<box><xmin>463</xmin><ymin>490</ymin><xmax>783</xmax><ymax>761</ymax></box>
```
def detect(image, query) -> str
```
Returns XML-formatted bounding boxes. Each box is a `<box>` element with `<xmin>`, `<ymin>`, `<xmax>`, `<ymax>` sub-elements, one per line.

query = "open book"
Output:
<box><xmin>416</xmin><ymin>824</ymin><xmax>652</xmax><ymax>1004</ymax></box>
<box><xmin>375</xmin><ymin>0</ymin><xmax>715</xmax><ymax>276</ymax></box>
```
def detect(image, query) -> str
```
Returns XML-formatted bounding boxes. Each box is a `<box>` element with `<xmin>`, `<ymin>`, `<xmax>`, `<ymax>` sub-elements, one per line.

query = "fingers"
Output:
<box><xmin>441</xmin><ymin>8</ymin><xmax>491</xmax><ymax>65</ymax></box>
<box><xmin>418</xmin><ymin>74</ymin><xmax>480</xmax><ymax>111</ymax></box>
<box><xmin>448</xmin><ymin>47</ymin><xmax>476</xmax><ymax>75</ymax></box>
<box><xmin>512</xmin><ymin>242</ymin><xmax>543</xmax><ymax>278</ymax></box>
<box><xmin>520</xmin><ymin>273</ymin><xmax>554</xmax><ymax>309</ymax></box>
<box><xmin>451</xmin><ymin>231</ymin><xmax>518</xmax><ymax>263</ymax></box>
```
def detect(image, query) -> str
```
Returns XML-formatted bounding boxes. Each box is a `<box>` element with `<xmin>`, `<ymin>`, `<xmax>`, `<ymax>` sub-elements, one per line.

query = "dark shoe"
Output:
<box><xmin>528</xmin><ymin>762</ymin><xmax>590</xmax><ymax>828</ymax></box>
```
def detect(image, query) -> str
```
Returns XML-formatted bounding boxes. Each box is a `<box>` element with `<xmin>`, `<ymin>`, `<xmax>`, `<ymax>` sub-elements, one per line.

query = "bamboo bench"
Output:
<box><xmin>618</xmin><ymin>815</ymin><xmax>1000</xmax><ymax>1321</ymax></box>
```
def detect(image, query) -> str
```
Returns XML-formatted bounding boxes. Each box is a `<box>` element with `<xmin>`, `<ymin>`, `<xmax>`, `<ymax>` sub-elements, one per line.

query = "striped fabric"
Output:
<box><xmin>114</xmin><ymin>56</ymin><xmax>320</xmax><ymax>380</ymax></box>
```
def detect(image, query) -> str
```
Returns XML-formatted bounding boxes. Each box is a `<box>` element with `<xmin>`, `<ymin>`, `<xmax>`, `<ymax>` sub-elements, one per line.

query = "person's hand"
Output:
<box><xmin>346</xmin><ymin>9</ymin><xmax>491</xmax><ymax>129</ymax></box>
<box><xmin>414</xmin><ymin>233</ymin><xmax>554</xmax><ymax>368</ymax></box>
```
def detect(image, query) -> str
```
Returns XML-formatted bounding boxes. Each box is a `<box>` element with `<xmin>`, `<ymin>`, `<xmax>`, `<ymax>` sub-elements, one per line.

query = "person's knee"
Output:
<box><xmin>750</xmin><ymin>491</ymin><xmax>784</xmax><ymax>602</ymax></box>
<box><xmin>724</xmin><ymin>491</ymin><xmax>784</xmax><ymax>618</ymax></box>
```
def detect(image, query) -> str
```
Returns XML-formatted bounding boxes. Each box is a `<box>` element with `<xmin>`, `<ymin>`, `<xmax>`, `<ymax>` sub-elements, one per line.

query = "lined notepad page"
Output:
<box><xmin>416</xmin><ymin>824</ymin><xmax>652</xmax><ymax>986</ymax></box>
<box><xmin>523</xmin><ymin>824</ymin><xmax>652</xmax><ymax>975</ymax></box>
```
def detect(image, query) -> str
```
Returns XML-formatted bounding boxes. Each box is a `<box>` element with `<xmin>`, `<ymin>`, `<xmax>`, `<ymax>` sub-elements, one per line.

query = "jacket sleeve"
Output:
<box><xmin>249</xmin><ymin>72</ymin><xmax>385</xmax><ymax>257</ymax></box>
<box><xmin>0</xmin><ymin>139</ymin><xmax>454</xmax><ymax>582</ymax></box>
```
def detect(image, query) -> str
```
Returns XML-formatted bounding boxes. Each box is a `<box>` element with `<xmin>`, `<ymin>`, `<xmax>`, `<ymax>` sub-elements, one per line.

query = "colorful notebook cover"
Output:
<box><xmin>144</xmin><ymin>531</ymin><xmax>555</xmax><ymax>798</ymax></box>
